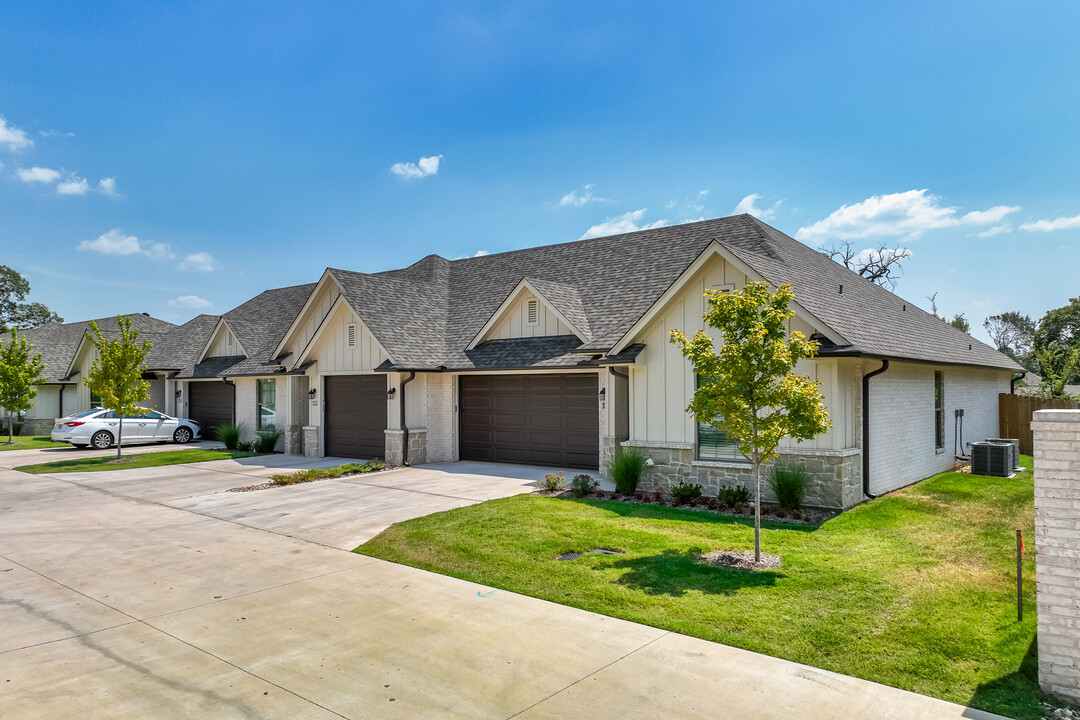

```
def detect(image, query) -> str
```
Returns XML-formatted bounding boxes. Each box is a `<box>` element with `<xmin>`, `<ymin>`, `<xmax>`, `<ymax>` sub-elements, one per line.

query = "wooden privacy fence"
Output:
<box><xmin>999</xmin><ymin>393</ymin><xmax>1078</xmax><ymax>455</ymax></box>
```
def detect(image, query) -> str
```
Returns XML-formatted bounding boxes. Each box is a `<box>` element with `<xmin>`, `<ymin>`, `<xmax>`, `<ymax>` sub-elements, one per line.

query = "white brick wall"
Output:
<box><xmin>1032</xmin><ymin>409</ymin><xmax>1080</xmax><ymax>704</ymax></box>
<box><xmin>425</xmin><ymin>373</ymin><xmax>456</xmax><ymax>462</ymax></box>
<box><xmin>868</xmin><ymin>361</ymin><xmax>1010</xmax><ymax>495</ymax></box>
<box><xmin>233</xmin><ymin>378</ymin><xmax>258</xmax><ymax>441</ymax></box>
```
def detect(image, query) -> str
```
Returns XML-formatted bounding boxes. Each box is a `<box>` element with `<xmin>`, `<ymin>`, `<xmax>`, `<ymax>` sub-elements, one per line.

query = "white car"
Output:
<box><xmin>51</xmin><ymin>409</ymin><xmax>202</xmax><ymax>449</ymax></box>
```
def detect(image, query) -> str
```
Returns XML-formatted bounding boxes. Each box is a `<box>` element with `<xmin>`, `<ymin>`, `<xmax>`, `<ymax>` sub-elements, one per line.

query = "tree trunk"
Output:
<box><xmin>7</xmin><ymin>410</ymin><xmax>12</xmax><ymax>444</ymax></box>
<box><xmin>117</xmin><ymin>415</ymin><xmax>123</xmax><ymax>460</ymax></box>
<box><xmin>753</xmin><ymin>454</ymin><xmax>761</xmax><ymax>563</ymax></box>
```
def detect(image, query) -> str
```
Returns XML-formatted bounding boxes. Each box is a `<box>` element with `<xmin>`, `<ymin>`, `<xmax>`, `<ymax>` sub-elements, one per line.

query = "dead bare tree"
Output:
<box><xmin>821</xmin><ymin>240</ymin><xmax>912</xmax><ymax>289</ymax></box>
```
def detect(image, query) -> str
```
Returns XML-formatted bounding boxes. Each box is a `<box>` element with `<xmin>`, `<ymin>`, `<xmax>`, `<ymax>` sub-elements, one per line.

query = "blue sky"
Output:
<box><xmin>2</xmin><ymin>2</ymin><xmax>1078</xmax><ymax>343</ymax></box>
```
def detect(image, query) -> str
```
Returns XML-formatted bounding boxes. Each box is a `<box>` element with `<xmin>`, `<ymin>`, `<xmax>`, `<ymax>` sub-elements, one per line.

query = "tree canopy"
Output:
<box><xmin>0</xmin><ymin>328</ymin><xmax>47</xmax><ymax>443</ymax></box>
<box><xmin>0</xmin><ymin>265</ymin><xmax>62</xmax><ymax>329</ymax></box>
<box><xmin>671</xmin><ymin>281</ymin><xmax>830</xmax><ymax>561</ymax></box>
<box><xmin>83</xmin><ymin>316</ymin><xmax>153</xmax><ymax>458</ymax></box>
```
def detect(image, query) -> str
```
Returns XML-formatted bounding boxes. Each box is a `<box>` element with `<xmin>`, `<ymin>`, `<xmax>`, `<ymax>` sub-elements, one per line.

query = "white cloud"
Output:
<box><xmin>17</xmin><ymin>166</ymin><xmax>61</xmax><ymax>184</ymax></box>
<box><xmin>558</xmin><ymin>183</ymin><xmax>608</xmax><ymax>207</ymax></box>
<box><xmin>1020</xmin><ymin>214</ymin><xmax>1080</xmax><ymax>232</ymax></box>
<box><xmin>390</xmin><ymin>154</ymin><xmax>443</xmax><ymax>179</ymax></box>
<box><xmin>665</xmin><ymin>199</ymin><xmax>677</xmax><ymax>210</ymax></box>
<box><xmin>179</xmin><ymin>251</ymin><xmax>216</xmax><ymax>272</ymax></box>
<box><xmin>56</xmin><ymin>176</ymin><xmax>89</xmax><ymax>195</ymax></box>
<box><xmin>0</xmin><ymin>117</ymin><xmax>32</xmax><ymax>151</ymax></box>
<box><xmin>975</xmin><ymin>224</ymin><xmax>1012</xmax><ymax>238</ymax></box>
<box><xmin>473</xmin><ymin>250</ymin><xmax>490</xmax><ymax>257</ymax></box>
<box><xmin>167</xmin><ymin>295</ymin><xmax>212</xmax><ymax>309</ymax></box>
<box><xmin>795</xmin><ymin>190</ymin><xmax>1020</xmax><ymax>243</ymax></box>
<box><xmin>579</xmin><ymin>209</ymin><xmax>668</xmax><ymax>240</ymax></box>
<box><xmin>78</xmin><ymin>229</ymin><xmax>175</xmax><ymax>259</ymax></box>
<box><xmin>733</xmin><ymin>193</ymin><xmax>781</xmax><ymax>221</ymax></box>
<box><xmin>39</xmin><ymin>129</ymin><xmax>74</xmax><ymax>138</ymax></box>
<box><xmin>79</xmin><ymin>229</ymin><xmax>145</xmax><ymax>255</ymax></box>
<box><xmin>97</xmin><ymin>177</ymin><xmax>117</xmax><ymax>196</ymax></box>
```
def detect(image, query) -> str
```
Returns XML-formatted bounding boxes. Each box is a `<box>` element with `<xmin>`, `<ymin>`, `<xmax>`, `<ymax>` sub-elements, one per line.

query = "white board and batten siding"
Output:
<box><xmin>481</xmin><ymin>290</ymin><xmax>576</xmax><ymax>342</ymax></box>
<box><xmin>627</xmin><ymin>253</ymin><xmax>855</xmax><ymax>452</ymax></box>
<box><xmin>291</xmin><ymin>282</ymin><xmax>340</xmax><ymax>361</ymax></box>
<box><xmin>310</xmin><ymin>302</ymin><xmax>390</xmax><ymax>374</ymax></box>
<box><xmin>205</xmin><ymin>323</ymin><xmax>244</xmax><ymax>358</ymax></box>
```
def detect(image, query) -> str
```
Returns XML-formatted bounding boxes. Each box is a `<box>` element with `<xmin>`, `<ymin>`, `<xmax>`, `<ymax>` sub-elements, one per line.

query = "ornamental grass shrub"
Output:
<box><xmin>767</xmin><ymin>463</ymin><xmax>809</xmax><ymax>511</ymax></box>
<box><xmin>607</xmin><ymin>448</ymin><xmax>646</xmax><ymax>495</ymax></box>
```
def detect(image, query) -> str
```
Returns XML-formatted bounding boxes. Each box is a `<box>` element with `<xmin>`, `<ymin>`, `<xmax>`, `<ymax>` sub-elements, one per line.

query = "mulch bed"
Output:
<box><xmin>702</xmin><ymin>549</ymin><xmax>782</xmax><ymax>572</ymax></box>
<box><xmin>539</xmin><ymin>488</ymin><xmax>837</xmax><ymax>526</ymax></box>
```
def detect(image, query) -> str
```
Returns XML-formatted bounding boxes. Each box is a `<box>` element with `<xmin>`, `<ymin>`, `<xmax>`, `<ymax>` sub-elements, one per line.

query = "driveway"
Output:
<box><xmin>0</xmin><ymin>453</ymin><xmax>1005</xmax><ymax>719</ymax></box>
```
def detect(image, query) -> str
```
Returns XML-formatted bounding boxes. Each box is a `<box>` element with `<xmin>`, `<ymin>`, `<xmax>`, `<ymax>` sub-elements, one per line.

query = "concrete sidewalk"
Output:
<box><xmin>0</xmin><ymin>461</ymin><xmax>1007</xmax><ymax>719</ymax></box>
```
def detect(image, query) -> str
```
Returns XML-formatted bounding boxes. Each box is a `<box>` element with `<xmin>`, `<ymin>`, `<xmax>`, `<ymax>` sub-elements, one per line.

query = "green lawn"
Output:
<box><xmin>0</xmin><ymin>435</ymin><xmax>69</xmax><ymax>451</ymax></box>
<box><xmin>358</xmin><ymin>458</ymin><xmax>1049</xmax><ymax>719</ymax></box>
<box><xmin>15</xmin><ymin>448</ymin><xmax>259</xmax><ymax>474</ymax></box>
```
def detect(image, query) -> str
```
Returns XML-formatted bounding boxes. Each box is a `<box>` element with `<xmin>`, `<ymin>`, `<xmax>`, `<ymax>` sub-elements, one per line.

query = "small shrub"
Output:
<box><xmin>733</xmin><ymin>501</ymin><xmax>745</xmax><ymax>514</ymax></box>
<box><xmin>717</xmin><ymin>484</ymin><xmax>751</xmax><ymax>509</ymax></box>
<box><xmin>775</xmin><ymin>509</ymin><xmax>787</xmax><ymax>519</ymax></box>
<box><xmin>768</xmin><ymin>464</ymin><xmax>809</xmax><ymax>512</ymax></box>
<box><xmin>688</xmin><ymin>497</ymin><xmax>699</xmax><ymax>507</ymax></box>
<box><xmin>215</xmin><ymin>423</ymin><xmax>245</xmax><ymax>450</ymax></box>
<box><xmin>535</xmin><ymin>471</ymin><xmax>567</xmax><ymax>492</ymax></box>
<box><xmin>634</xmin><ymin>490</ymin><xmax>648</xmax><ymax>502</ymax></box>
<box><xmin>238</xmin><ymin>441</ymin><xmax>255</xmax><ymax>452</ymax></box>
<box><xmin>0</xmin><ymin>420</ymin><xmax>24</xmax><ymax>436</ymax></box>
<box><xmin>254</xmin><ymin>424</ymin><xmax>284</xmax><ymax>454</ymax></box>
<box><xmin>607</xmin><ymin>448</ymin><xmax>647</xmax><ymax>495</ymax></box>
<box><xmin>369</xmin><ymin>460</ymin><xmax>386</xmax><ymax>470</ymax></box>
<box><xmin>652</xmin><ymin>491</ymin><xmax>663</xmax><ymax>504</ymax></box>
<box><xmin>570</xmin><ymin>474</ymin><xmax>599</xmax><ymax>498</ymax></box>
<box><xmin>671</xmin><ymin>482</ymin><xmax>703</xmax><ymax>505</ymax></box>
<box><xmin>703</xmin><ymin>496</ymin><xmax>720</xmax><ymax>511</ymax></box>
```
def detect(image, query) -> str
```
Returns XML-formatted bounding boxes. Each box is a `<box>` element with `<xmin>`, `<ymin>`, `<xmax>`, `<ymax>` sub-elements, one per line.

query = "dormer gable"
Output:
<box><xmin>468</xmin><ymin>277</ymin><xmax>592</xmax><ymax>349</ymax></box>
<box><xmin>200</xmin><ymin>319</ymin><xmax>246</xmax><ymax>361</ymax></box>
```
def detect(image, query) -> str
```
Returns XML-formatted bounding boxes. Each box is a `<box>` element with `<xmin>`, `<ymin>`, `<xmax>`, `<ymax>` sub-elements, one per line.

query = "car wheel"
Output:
<box><xmin>90</xmin><ymin>431</ymin><xmax>113</xmax><ymax>449</ymax></box>
<box><xmin>173</xmin><ymin>427</ymin><xmax>193</xmax><ymax>444</ymax></box>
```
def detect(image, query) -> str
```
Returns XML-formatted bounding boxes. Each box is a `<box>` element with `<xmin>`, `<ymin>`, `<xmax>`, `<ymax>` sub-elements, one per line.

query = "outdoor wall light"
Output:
<box><xmin>386</xmin><ymin>387</ymin><xmax>397</xmax><ymax>400</ymax></box>
<box><xmin>175</xmin><ymin>389</ymin><xmax>182</xmax><ymax>398</ymax></box>
<box><xmin>308</xmin><ymin>388</ymin><xmax>317</xmax><ymax>398</ymax></box>
<box><xmin>598</xmin><ymin>387</ymin><xmax>606</xmax><ymax>400</ymax></box>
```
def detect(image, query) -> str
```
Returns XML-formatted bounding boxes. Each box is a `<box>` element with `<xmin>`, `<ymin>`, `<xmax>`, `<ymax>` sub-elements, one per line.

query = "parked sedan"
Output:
<box><xmin>51</xmin><ymin>409</ymin><xmax>202</xmax><ymax>449</ymax></box>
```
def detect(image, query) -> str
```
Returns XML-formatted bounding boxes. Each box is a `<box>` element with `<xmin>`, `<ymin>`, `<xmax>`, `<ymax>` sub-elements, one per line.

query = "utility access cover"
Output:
<box><xmin>556</xmin><ymin>549</ymin><xmax>623</xmax><ymax>561</ymax></box>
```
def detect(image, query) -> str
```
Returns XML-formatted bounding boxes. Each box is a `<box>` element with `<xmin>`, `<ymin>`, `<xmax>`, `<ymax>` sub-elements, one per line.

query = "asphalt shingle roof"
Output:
<box><xmin>146</xmin><ymin>314</ymin><xmax>220</xmax><ymax>371</ymax></box>
<box><xmin>3</xmin><ymin>314</ymin><xmax>177</xmax><ymax>383</ymax></box>
<box><xmin>327</xmin><ymin>215</ymin><xmax>1022</xmax><ymax>373</ymax></box>
<box><xmin>169</xmin><ymin>283</ymin><xmax>316</xmax><ymax>378</ymax></box>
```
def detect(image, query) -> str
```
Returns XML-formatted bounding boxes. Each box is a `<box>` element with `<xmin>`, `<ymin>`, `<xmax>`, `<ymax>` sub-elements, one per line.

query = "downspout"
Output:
<box><xmin>862</xmin><ymin>359</ymin><xmax>890</xmax><ymax>500</ymax></box>
<box><xmin>400</xmin><ymin>371</ymin><xmax>416</xmax><ymax>466</ymax></box>
<box><xmin>223</xmin><ymin>377</ymin><xmax>236</xmax><ymax>427</ymax></box>
<box><xmin>1011</xmin><ymin>372</ymin><xmax>1026</xmax><ymax>394</ymax></box>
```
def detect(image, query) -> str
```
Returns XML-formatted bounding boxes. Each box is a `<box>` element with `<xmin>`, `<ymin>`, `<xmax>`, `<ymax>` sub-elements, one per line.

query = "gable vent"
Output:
<box><xmin>347</xmin><ymin>323</ymin><xmax>357</xmax><ymax>348</ymax></box>
<box><xmin>527</xmin><ymin>299</ymin><xmax>539</xmax><ymax>325</ymax></box>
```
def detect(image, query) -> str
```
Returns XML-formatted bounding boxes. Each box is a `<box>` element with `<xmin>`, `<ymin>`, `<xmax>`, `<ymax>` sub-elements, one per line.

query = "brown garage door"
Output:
<box><xmin>186</xmin><ymin>381</ymin><xmax>234</xmax><ymax>438</ymax></box>
<box><xmin>325</xmin><ymin>375</ymin><xmax>387</xmax><ymax>459</ymax></box>
<box><xmin>459</xmin><ymin>374</ymin><xmax>598</xmax><ymax>469</ymax></box>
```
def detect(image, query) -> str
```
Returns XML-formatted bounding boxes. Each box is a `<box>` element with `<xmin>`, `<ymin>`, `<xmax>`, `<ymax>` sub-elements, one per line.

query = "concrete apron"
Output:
<box><xmin>0</xmin><ymin>465</ymin><xmax>1006</xmax><ymax>719</ymax></box>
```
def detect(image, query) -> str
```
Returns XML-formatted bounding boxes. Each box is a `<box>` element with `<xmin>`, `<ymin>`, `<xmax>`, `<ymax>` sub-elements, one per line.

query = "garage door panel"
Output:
<box><xmin>187</xmin><ymin>382</ymin><xmax>234</xmax><ymax>437</ymax></box>
<box><xmin>459</xmin><ymin>373</ymin><xmax>598</xmax><ymax>469</ymax></box>
<box><xmin>325</xmin><ymin>375</ymin><xmax>387</xmax><ymax>459</ymax></box>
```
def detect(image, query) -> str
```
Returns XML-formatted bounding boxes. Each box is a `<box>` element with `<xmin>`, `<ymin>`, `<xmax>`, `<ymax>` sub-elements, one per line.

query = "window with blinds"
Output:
<box><xmin>696</xmin><ymin>375</ymin><xmax>743</xmax><ymax>461</ymax></box>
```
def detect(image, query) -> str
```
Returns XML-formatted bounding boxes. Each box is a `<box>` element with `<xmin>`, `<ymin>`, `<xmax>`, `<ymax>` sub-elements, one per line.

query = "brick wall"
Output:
<box><xmin>868</xmin><ymin>362</ymin><xmax>1009</xmax><ymax>495</ymax></box>
<box><xmin>425</xmin><ymin>374</ymin><xmax>456</xmax><ymax>463</ymax></box>
<box><xmin>1032</xmin><ymin>409</ymin><xmax>1080</xmax><ymax>704</ymax></box>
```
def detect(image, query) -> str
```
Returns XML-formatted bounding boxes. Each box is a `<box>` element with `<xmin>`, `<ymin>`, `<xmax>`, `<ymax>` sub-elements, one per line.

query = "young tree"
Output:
<box><xmin>83</xmin><ymin>316</ymin><xmax>152</xmax><ymax>459</ymax></box>
<box><xmin>984</xmin><ymin>312</ymin><xmax>1036</xmax><ymax>356</ymax></box>
<box><xmin>0</xmin><ymin>265</ymin><xmax>62</xmax><ymax>328</ymax></box>
<box><xmin>671</xmin><ymin>282</ymin><xmax>830</xmax><ymax>562</ymax></box>
<box><xmin>1033</xmin><ymin>298</ymin><xmax>1080</xmax><ymax>386</ymax></box>
<box><xmin>0</xmin><ymin>327</ymin><xmax>47</xmax><ymax>444</ymax></box>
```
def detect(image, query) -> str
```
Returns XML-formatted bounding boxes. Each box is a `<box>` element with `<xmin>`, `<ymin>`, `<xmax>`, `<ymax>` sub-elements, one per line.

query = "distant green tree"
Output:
<box><xmin>949</xmin><ymin>314</ymin><xmax>970</xmax><ymax>334</ymax></box>
<box><xmin>83</xmin><ymin>316</ymin><xmax>152</xmax><ymax>459</ymax></box>
<box><xmin>0</xmin><ymin>327</ymin><xmax>47</xmax><ymax>443</ymax></box>
<box><xmin>1032</xmin><ymin>345</ymin><xmax>1080</xmax><ymax>400</ymax></box>
<box><xmin>984</xmin><ymin>312</ymin><xmax>1037</xmax><ymax>372</ymax></box>
<box><xmin>1033</xmin><ymin>298</ymin><xmax>1080</xmax><ymax>386</ymax></box>
<box><xmin>0</xmin><ymin>265</ymin><xmax>62</xmax><ymax>329</ymax></box>
<box><xmin>671</xmin><ymin>281</ymin><xmax>830</xmax><ymax>562</ymax></box>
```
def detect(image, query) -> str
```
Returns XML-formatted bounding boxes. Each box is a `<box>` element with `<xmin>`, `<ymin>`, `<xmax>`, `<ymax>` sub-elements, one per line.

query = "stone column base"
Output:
<box><xmin>302</xmin><ymin>426</ymin><xmax>319</xmax><ymax>458</ymax></box>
